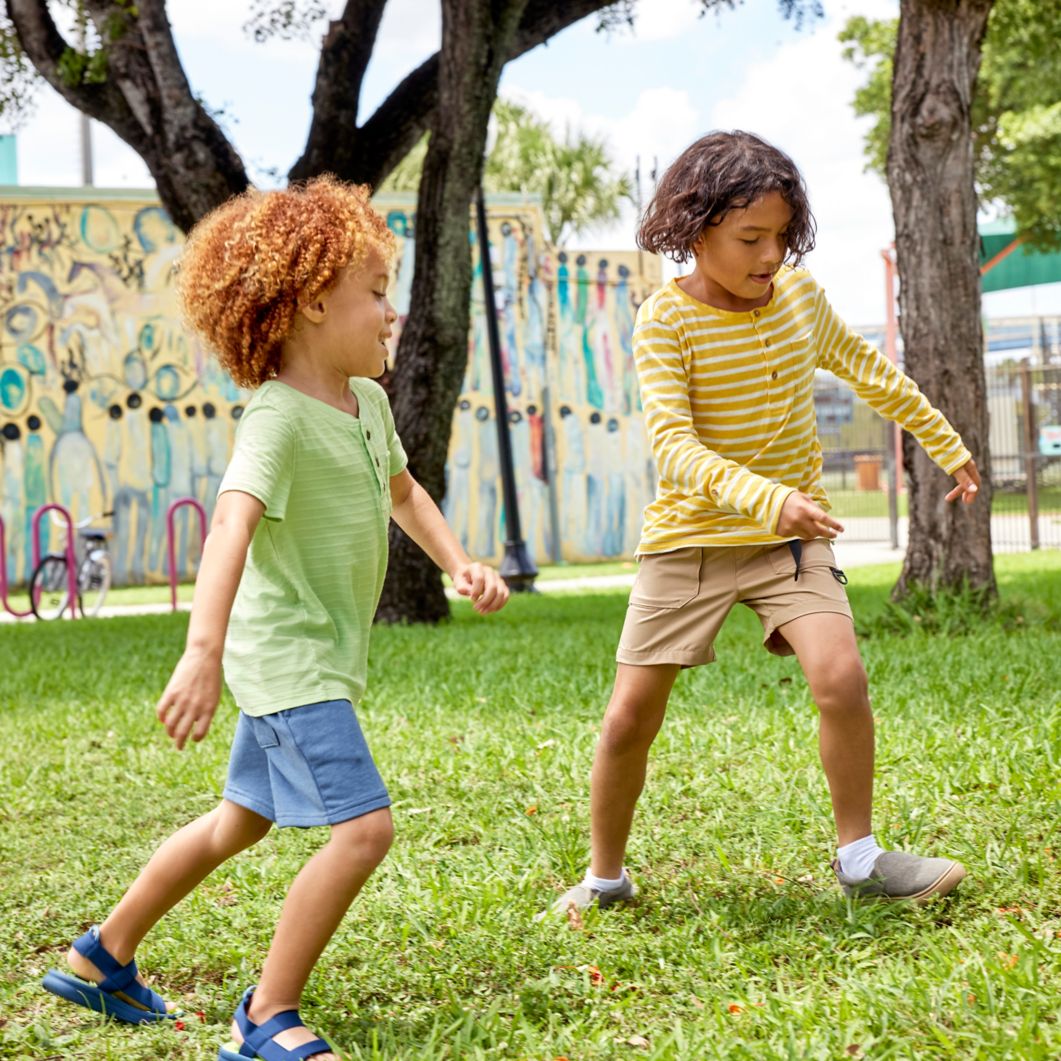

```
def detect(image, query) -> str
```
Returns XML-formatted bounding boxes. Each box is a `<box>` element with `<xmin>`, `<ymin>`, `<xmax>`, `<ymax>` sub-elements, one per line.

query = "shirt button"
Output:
<box><xmin>764</xmin><ymin>338</ymin><xmax>771</xmax><ymax>347</ymax></box>
<box><xmin>366</xmin><ymin>430</ymin><xmax>372</xmax><ymax>440</ymax></box>
<box><xmin>771</xmin><ymin>371</ymin><xmax>778</xmax><ymax>380</ymax></box>
<box><xmin>375</xmin><ymin>458</ymin><xmax>381</xmax><ymax>467</ymax></box>
<box><xmin>753</xmin><ymin>310</ymin><xmax>760</xmax><ymax>318</ymax></box>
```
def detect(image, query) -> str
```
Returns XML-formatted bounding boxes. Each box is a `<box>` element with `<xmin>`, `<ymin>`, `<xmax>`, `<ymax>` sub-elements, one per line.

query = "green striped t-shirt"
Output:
<box><xmin>219</xmin><ymin>378</ymin><xmax>407</xmax><ymax>716</ymax></box>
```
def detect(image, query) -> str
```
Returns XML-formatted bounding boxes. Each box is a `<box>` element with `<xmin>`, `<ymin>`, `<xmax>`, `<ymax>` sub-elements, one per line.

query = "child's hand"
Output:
<box><xmin>452</xmin><ymin>562</ymin><xmax>510</xmax><ymax>614</ymax></box>
<box><xmin>776</xmin><ymin>491</ymin><xmax>845</xmax><ymax>540</ymax></box>
<box><xmin>945</xmin><ymin>458</ymin><xmax>980</xmax><ymax>504</ymax></box>
<box><xmin>155</xmin><ymin>648</ymin><xmax>223</xmax><ymax>750</ymax></box>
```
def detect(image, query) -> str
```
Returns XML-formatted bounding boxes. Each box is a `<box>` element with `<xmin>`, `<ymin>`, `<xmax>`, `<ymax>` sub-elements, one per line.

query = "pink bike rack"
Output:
<box><xmin>0</xmin><ymin>514</ymin><xmax>33</xmax><ymax>618</ymax></box>
<box><xmin>166</xmin><ymin>497</ymin><xmax>208</xmax><ymax>612</ymax></box>
<box><xmin>0</xmin><ymin>505</ymin><xmax>79</xmax><ymax>620</ymax></box>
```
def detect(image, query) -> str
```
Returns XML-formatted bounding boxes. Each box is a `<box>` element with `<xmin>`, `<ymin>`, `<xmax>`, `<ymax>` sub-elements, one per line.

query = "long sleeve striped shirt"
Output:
<box><xmin>633</xmin><ymin>266</ymin><xmax>971</xmax><ymax>553</ymax></box>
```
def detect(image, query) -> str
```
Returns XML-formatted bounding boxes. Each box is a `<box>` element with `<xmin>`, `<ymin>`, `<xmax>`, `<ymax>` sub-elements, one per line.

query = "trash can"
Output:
<box><xmin>854</xmin><ymin>454</ymin><xmax>882</xmax><ymax>491</ymax></box>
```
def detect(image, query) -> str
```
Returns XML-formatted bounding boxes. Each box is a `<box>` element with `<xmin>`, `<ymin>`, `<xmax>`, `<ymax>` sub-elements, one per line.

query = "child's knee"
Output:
<box><xmin>332</xmin><ymin>807</ymin><xmax>393</xmax><ymax>867</ymax></box>
<box><xmin>600</xmin><ymin>699</ymin><xmax>661</xmax><ymax>754</ymax></box>
<box><xmin>813</xmin><ymin>656</ymin><xmax>869</xmax><ymax>714</ymax></box>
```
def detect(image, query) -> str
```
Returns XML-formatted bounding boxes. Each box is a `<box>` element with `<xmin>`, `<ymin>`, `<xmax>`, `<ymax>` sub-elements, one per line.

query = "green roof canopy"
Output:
<box><xmin>979</xmin><ymin>220</ymin><xmax>1061</xmax><ymax>293</ymax></box>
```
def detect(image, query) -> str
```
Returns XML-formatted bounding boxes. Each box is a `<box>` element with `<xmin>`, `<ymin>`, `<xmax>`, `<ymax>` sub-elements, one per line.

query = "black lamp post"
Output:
<box><xmin>474</xmin><ymin>184</ymin><xmax>538</xmax><ymax>592</ymax></box>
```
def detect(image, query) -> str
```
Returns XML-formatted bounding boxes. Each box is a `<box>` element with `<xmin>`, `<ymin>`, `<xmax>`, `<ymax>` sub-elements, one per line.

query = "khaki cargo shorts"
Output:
<box><xmin>616</xmin><ymin>539</ymin><xmax>853</xmax><ymax>667</ymax></box>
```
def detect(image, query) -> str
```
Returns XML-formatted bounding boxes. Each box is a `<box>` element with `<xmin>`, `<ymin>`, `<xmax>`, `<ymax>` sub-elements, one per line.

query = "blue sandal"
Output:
<box><xmin>41</xmin><ymin>925</ymin><xmax>176</xmax><ymax>1024</ymax></box>
<box><xmin>218</xmin><ymin>985</ymin><xmax>332</xmax><ymax>1060</ymax></box>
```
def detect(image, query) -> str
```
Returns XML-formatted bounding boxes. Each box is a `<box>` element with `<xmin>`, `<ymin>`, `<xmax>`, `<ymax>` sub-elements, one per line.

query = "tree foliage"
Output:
<box><xmin>381</xmin><ymin>99</ymin><xmax>633</xmax><ymax>245</ymax></box>
<box><xmin>840</xmin><ymin>0</ymin><xmax>1061</xmax><ymax>248</ymax></box>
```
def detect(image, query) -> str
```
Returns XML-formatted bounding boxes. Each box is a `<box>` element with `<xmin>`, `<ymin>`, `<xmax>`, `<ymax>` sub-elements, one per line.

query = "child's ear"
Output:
<box><xmin>300</xmin><ymin>298</ymin><xmax>328</xmax><ymax>324</ymax></box>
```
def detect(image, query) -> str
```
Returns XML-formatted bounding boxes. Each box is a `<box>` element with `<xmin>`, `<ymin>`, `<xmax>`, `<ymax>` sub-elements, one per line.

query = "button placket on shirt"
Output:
<box><xmin>752</xmin><ymin>309</ymin><xmax>780</xmax><ymax>393</ymax></box>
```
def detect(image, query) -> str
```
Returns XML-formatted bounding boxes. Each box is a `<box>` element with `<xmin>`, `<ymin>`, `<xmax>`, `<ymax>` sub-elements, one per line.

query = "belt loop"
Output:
<box><xmin>787</xmin><ymin>539</ymin><xmax>803</xmax><ymax>581</ymax></box>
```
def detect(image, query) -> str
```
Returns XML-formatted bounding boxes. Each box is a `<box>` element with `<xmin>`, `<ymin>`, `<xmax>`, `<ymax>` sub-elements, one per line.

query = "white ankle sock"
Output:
<box><xmin>585</xmin><ymin>870</ymin><xmax>625</xmax><ymax>892</ymax></box>
<box><xmin>837</xmin><ymin>834</ymin><xmax>886</xmax><ymax>880</ymax></box>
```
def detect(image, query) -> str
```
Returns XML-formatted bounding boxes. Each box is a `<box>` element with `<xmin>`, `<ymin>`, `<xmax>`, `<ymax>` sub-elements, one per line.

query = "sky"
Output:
<box><xmin>4</xmin><ymin>0</ymin><xmax>1059</xmax><ymax>326</ymax></box>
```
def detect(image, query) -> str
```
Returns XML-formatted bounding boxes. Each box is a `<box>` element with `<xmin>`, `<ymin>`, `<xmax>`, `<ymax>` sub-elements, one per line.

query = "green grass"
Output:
<box><xmin>1</xmin><ymin>555</ymin><xmax>1059</xmax><ymax>1059</ymax></box>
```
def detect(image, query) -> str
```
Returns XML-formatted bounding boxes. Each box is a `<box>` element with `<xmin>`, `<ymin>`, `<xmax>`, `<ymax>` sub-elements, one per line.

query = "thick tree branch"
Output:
<box><xmin>7</xmin><ymin>0</ymin><xmax>248</xmax><ymax>231</ymax></box>
<box><xmin>288</xmin><ymin>0</ymin><xmax>386</xmax><ymax>181</ymax></box>
<box><xmin>290</xmin><ymin>0</ymin><xmax>618</xmax><ymax>187</ymax></box>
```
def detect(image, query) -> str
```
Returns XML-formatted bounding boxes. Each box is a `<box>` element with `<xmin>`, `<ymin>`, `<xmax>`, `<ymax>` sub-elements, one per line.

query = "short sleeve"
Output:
<box><xmin>218</xmin><ymin>401</ymin><xmax>297</xmax><ymax>520</ymax></box>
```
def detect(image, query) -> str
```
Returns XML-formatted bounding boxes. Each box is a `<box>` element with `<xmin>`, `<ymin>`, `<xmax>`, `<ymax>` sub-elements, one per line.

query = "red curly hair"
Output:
<box><xmin>178</xmin><ymin>176</ymin><xmax>397</xmax><ymax>388</ymax></box>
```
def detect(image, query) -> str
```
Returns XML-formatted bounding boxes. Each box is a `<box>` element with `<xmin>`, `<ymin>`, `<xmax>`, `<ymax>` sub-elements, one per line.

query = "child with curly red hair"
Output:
<box><xmin>42</xmin><ymin>176</ymin><xmax>508</xmax><ymax>1061</ymax></box>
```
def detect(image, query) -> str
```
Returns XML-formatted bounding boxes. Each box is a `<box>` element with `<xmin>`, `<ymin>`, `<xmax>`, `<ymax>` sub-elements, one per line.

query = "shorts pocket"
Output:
<box><xmin>767</xmin><ymin>538</ymin><xmax>837</xmax><ymax>577</ymax></box>
<box><xmin>629</xmin><ymin>547</ymin><xmax>702</xmax><ymax>609</ymax></box>
<box><xmin>250</xmin><ymin>717</ymin><xmax>281</xmax><ymax>750</ymax></box>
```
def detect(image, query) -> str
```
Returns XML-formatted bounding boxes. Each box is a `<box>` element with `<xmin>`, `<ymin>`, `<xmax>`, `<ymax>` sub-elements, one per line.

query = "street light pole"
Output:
<box><xmin>474</xmin><ymin>184</ymin><xmax>538</xmax><ymax>591</ymax></box>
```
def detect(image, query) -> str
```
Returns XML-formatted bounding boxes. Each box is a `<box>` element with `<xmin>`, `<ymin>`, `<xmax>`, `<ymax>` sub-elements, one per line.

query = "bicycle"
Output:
<box><xmin>29</xmin><ymin>511</ymin><xmax>114</xmax><ymax>620</ymax></box>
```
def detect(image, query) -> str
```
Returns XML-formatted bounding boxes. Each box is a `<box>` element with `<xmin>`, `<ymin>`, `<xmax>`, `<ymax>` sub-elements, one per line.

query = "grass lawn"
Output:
<box><xmin>1</xmin><ymin>554</ymin><xmax>1059</xmax><ymax>1059</ymax></box>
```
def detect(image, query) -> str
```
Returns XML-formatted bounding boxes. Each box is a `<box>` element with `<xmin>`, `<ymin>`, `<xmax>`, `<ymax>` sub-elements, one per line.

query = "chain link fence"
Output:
<box><xmin>814</xmin><ymin>332</ymin><xmax>1061</xmax><ymax>552</ymax></box>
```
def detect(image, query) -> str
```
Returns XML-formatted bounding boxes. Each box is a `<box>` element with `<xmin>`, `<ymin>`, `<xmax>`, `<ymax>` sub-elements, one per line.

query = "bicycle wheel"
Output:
<box><xmin>77</xmin><ymin>551</ymin><xmax>112</xmax><ymax>617</ymax></box>
<box><xmin>29</xmin><ymin>555</ymin><xmax>72</xmax><ymax>620</ymax></box>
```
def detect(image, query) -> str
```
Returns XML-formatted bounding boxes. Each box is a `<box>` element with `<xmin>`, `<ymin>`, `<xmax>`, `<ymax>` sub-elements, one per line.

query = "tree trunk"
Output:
<box><xmin>888</xmin><ymin>0</ymin><xmax>996</xmax><ymax>597</ymax></box>
<box><xmin>375</xmin><ymin>0</ymin><xmax>530</xmax><ymax>624</ymax></box>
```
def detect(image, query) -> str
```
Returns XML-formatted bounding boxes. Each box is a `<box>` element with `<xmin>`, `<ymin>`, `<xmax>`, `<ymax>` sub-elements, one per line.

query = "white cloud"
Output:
<box><xmin>618</xmin><ymin>0</ymin><xmax>708</xmax><ymax>42</ymax></box>
<box><xmin>709</xmin><ymin>0</ymin><xmax>899</xmax><ymax>323</ymax></box>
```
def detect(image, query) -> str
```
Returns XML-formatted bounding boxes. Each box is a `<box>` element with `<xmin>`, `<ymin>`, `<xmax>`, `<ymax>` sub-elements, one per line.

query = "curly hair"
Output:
<box><xmin>178</xmin><ymin>175</ymin><xmax>397</xmax><ymax>389</ymax></box>
<box><xmin>638</xmin><ymin>131</ymin><xmax>816</xmax><ymax>265</ymax></box>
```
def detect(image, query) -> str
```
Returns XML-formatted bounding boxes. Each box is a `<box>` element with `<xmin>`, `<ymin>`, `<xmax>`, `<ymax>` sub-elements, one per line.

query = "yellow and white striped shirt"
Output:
<box><xmin>634</xmin><ymin>266</ymin><xmax>970</xmax><ymax>553</ymax></box>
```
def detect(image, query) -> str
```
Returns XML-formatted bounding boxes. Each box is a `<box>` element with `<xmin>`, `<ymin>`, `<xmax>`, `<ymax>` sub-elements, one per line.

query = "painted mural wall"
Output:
<box><xmin>0</xmin><ymin>190</ymin><xmax>660</xmax><ymax>585</ymax></box>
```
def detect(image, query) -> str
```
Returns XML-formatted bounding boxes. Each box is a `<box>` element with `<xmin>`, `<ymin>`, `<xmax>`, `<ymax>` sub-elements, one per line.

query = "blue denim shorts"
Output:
<box><xmin>223</xmin><ymin>699</ymin><xmax>390</xmax><ymax>827</ymax></box>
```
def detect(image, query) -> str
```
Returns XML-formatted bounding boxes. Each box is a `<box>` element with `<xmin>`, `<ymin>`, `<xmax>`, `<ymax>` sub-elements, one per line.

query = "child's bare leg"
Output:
<box><xmin>67</xmin><ymin>799</ymin><xmax>272</xmax><ymax>995</ymax></box>
<box><xmin>590</xmin><ymin>663</ymin><xmax>679</xmax><ymax>879</ymax></box>
<box><xmin>235</xmin><ymin>807</ymin><xmax>393</xmax><ymax>1059</ymax></box>
<box><xmin>775</xmin><ymin>612</ymin><xmax>873</xmax><ymax>846</ymax></box>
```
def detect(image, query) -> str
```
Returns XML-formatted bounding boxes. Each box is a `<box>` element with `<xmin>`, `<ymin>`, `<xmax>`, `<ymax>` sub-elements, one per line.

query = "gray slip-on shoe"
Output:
<box><xmin>536</xmin><ymin>871</ymin><xmax>637</xmax><ymax>920</ymax></box>
<box><xmin>832</xmin><ymin>850</ymin><xmax>966</xmax><ymax>902</ymax></box>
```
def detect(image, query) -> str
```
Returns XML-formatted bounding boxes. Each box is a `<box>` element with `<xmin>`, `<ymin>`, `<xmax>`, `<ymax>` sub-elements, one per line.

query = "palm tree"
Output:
<box><xmin>382</xmin><ymin>99</ymin><xmax>633</xmax><ymax>246</ymax></box>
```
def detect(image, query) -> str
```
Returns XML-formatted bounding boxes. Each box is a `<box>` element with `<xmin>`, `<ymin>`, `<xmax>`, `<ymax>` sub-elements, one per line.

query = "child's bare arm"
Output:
<box><xmin>156</xmin><ymin>490</ymin><xmax>264</xmax><ymax>749</ymax></box>
<box><xmin>389</xmin><ymin>469</ymin><xmax>508</xmax><ymax>614</ymax></box>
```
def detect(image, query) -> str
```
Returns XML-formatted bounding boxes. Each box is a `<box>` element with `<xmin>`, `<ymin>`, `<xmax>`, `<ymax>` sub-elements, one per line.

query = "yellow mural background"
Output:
<box><xmin>0</xmin><ymin>189</ymin><xmax>660</xmax><ymax>586</ymax></box>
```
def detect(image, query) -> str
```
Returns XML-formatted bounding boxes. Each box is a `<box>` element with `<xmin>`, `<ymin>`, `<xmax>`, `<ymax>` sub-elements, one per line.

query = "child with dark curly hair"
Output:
<box><xmin>42</xmin><ymin>176</ymin><xmax>508</xmax><ymax>1061</ymax></box>
<box><xmin>543</xmin><ymin>131</ymin><xmax>980</xmax><ymax>918</ymax></box>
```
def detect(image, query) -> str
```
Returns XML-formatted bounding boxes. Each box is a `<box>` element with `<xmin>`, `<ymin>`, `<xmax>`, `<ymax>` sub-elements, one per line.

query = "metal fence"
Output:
<box><xmin>814</xmin><ymin>359</ymin><xmax>1061</xmax><ymax>551</ymax></box>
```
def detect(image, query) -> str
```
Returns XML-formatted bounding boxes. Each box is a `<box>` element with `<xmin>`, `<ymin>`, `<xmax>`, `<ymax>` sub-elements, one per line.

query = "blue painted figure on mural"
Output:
<box><xmin>602</xmin><ymin>416</ymin><xmax>627</xmax><ymax>557</ymax></box>
<box><xmin>443</xmin><ymin>399</ymin><xmax>473</xmax><ymax>551</ymax></box>
<box><xmin>525</xmin><ymin>259</ymin><xmax>548</xmax><ymax>399</ymax></box>
<box><xmin>475</xmin><ymin>404</ymin><xmax>498</xmax><ymax>560</ymax></box>
<box><xmin>499</xmin><ymin>222</ymin><xmax>521</xmax><ymax>398</ymax></box>
<box><xmin>146</xmin><ymin>406</ymin><xmax>172</xmax><ymax>574</ymax></box>
<box><xmin>184</xmin><ymin>405</ymin><xmax>212</xmax><ymax>514</ymax></box>
<box><xmin>1</xmin><ymin>422</ymin><xmax>24</xmax><ymax>583</ymax></box>
<box><xmin>39</xmin><ymin>379</ymin><xmax>105</xmax><ymax>523</ymax></box>
<box><xmin>576</xmin><ymin>255</ymin><xmax>604</xmax><ymax>410</ymax></box>
<box><xmin>109</xmin><ymin>349</ymin><xmax>154</xmax><ymax>584</ymax></box>
<box><xmin>624</xmin><ymin>412</ymin><xmax>653</xmax><ymax>550</ymax></box>
<box><xmin>202</xmin><ymin>402</ymin><xmax>229</xmax><ymax>521</ymax></box>
<box><xmin>162</xmin><ymin>404</ymin><xmax>196</xmax><ymax>578</ymax></box>
<box><xmin>23</xmin><ymin>415</ymin><xmax>48</xmax><ymax>577</ymax></box>
<box><xmin>508</xmin><ymin>409</ymin><xmax>536</xmax><ymax>566</ymax></box>
<box><xmin>584</xmin><ymin>411</ymin><xmax>605</xmax><ymax>555</ymax></box>
<box><xmin>559</xmin><ymin>405</ymin><xmax>587</xmax><ymax>553</ymax></box>
<box><xmin>615</xmin><ymin>263</ymin><xmax>638</xmax><ymax>414</ymax></box>
<box><xmin>595</xmin><ymin>258</ymin><xmax>619</xmax><ymax>411</ymax></box>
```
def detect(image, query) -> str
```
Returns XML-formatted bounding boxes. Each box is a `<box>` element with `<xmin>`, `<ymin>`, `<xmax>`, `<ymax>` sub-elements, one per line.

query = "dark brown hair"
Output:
<box><xmin>638</xmin><ymin>131</ymin><xmax>816</xmax><ymax>265</ymax></box>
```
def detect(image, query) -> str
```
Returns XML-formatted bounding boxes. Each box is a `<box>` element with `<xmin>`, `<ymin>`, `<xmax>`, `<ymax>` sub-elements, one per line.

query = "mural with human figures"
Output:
<box><xmin>0</xmin><ymin>190</ymin><xmax>660</xmax><ymax>586</ymax></box>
